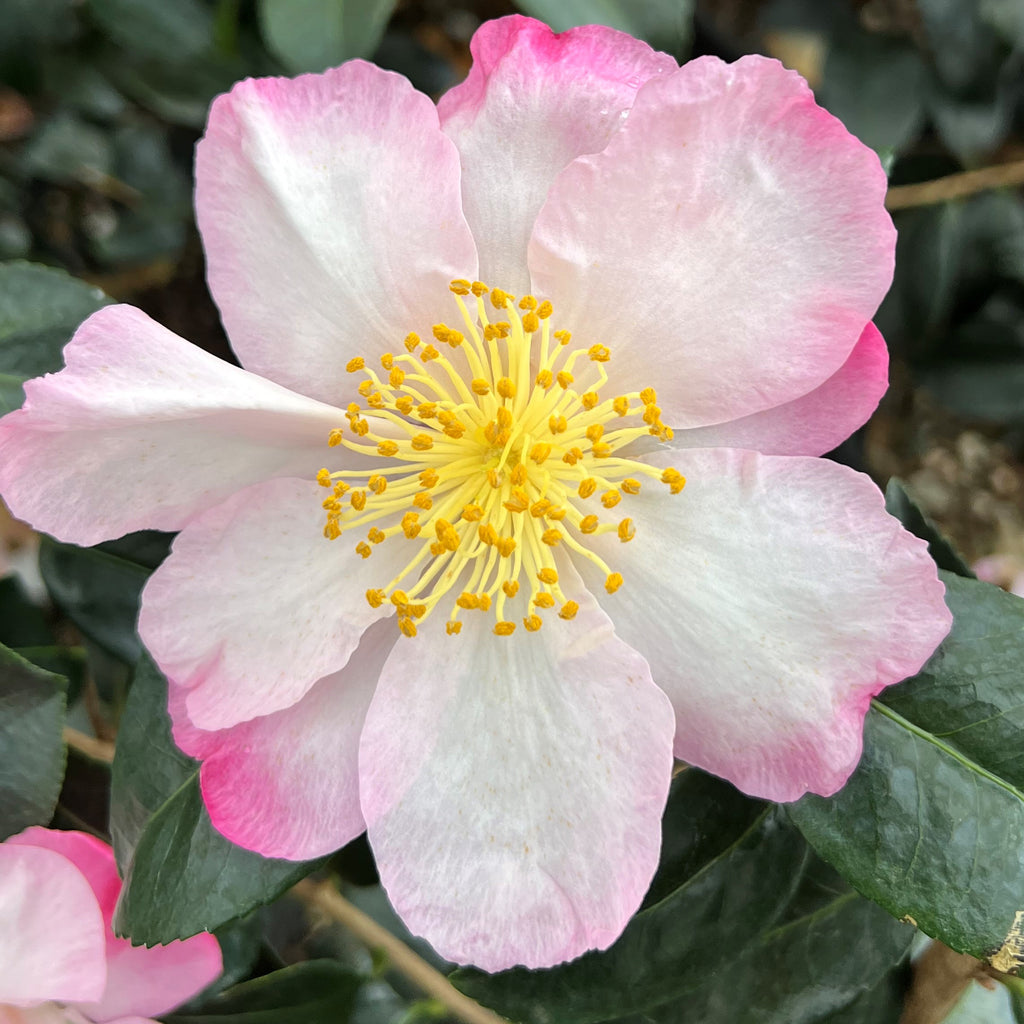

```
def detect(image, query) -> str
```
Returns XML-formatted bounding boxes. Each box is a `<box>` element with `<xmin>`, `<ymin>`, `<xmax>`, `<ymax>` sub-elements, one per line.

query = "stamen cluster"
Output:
<box><xmin>317</xmin><ymin>280</ymin><xmax>686</xmax><ymax>637</ymax></box>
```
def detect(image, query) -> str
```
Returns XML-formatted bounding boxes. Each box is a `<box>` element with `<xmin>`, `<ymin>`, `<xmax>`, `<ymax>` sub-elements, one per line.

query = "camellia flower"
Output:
<box><xmin>0</xmin><ymin>827</ymin><xmax>221</xmax><ymax>1023</ymax></box>
<box><xmin>0</xmin><ymin>17</ymin><xmax>951</xmax><ymax>971</ymax></box>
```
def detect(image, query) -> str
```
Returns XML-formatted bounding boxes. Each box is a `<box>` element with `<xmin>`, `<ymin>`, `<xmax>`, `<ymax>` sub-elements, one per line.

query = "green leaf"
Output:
<box><xmin>884</xmin><ymin>479</ymin><xmax>974</xmax><ymax>578</ymax></box>
<box><xmin>0</xmin><ymin>373</ymin><xmax>25</xmax><ymax>413</ymax></box>
<box><xmin>790</xmin><ymin>572</ymin><xmax>1024</xmax><ymax>971</ymax></box>
<box><xmin>86</xmin><ymin>0</ymin><xmax>216</xmax><ymax>62</ymax></box>
<box><xmin>513</xmin><ymin>0</ymin><xmax>694</xmax><ymax>53</ymax></box>
<box><xmin>167</xmin><ymin>961</ymin><xmax>362</xmax><ymax>1024</ymax></box>
<box><xmin>257</xmin><ymin>0</ymin><xmax>397</xmax><ymax>72</ymax></box>
<box><xmin>20</xmin><ymin>112</ymin><xmax>113</xmax><ymax>185</ymax></box>
<box><xmin>0</xmin><ymin>644</ymin><xmax>67</xmax><ymax>839</ymax></box>
<box><xmin>0</xmin><ymin>262</ymin><xmax>109</xmax><ymax>378</ymax></box>
<box><xmin>112</xmin><ymin>653</ymin><xmax>319</xmax><ymax>944</ymax></box>
<box><xmin>39</xmin><ymin>536</ymin><xmax>150</xmax><ymax>664</ymax></box>
<box><xmin>454</xmin><ymin>771</ymin><xmax>808</xmax><ymax>1024</ymax></box>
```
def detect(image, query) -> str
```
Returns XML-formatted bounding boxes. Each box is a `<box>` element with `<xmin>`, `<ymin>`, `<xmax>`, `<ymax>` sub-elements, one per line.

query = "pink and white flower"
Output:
<box><xmin>0</xmin><ymin>827</ymin><xmax>221</xmax><ymax>1023</ymax></box>
<box><xmin>0</xmin><ymin>17</ymin><xmax>951</xmax><ymax>971</ymax></box>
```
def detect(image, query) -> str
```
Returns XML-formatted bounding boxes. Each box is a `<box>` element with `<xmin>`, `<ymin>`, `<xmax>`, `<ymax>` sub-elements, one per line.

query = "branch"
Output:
<box><xmin>63</xmin><ymin>726</ymin><xmax>114</xmax><ymax>764</ymax></box>
<box><xmin>886</xmin><ymin>159</ymin><xmax>1024</xmax><ymax>210</ymax></box>
<box><xmin>293</xmin><ymin>878</ymin><xmax>507</xmax><ymax>1024</ymax></box>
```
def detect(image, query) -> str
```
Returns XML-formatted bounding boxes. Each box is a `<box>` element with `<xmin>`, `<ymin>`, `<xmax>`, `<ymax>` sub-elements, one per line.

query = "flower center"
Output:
<box><xmin>317</xmin><ymin>280</ymin><xmax>686</xmax><ymax>637</ymax></box>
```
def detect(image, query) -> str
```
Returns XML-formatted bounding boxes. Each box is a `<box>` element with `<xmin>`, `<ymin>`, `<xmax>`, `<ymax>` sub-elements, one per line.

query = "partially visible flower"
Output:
<box><xmin>0</xmin><ymin>17</ymin><xmax>951</xmax><ymax>970</ymax></box>
<box><xmin>0</xmin><ymin>828</ymin><xmax>221</xmax><ymax>1023</ymax></box>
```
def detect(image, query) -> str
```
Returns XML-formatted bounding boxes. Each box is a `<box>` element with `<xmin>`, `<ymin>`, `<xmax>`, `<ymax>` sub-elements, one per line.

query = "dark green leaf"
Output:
<box><xmin>0</xmin><ymin>644</ymin><xmax>67</xmax><ymax>838</ymax></box>
<box><xmin>0</xmin><ymin>574</ymin><xmax>53</xmax><ymax>647</ymax></box>
<box><xmin>884</xmin><ymin>479</ymin><xmax>974</xmax><ymax>578</ymax></box>
<box><xmin>39</xmin><ymin>536</ymin><xmax>149</xmax><ymax>664</ymax></box>
<box><xmin>86</xmin><ymin>0</ymin><xmax>216</xmax><ymax>62</ymax></box>
<box><xmin>921</xmin><ymin>359</ymin><xmax>1024</xmax><ymax>423</ymax></box>
<box><xmin>0</xmin><ymin>262</ymin><xmax>109</xmax><ymax>378</ymax></box>
<box><xmin>20</xmin><ymin>112</ymin><xmax>113</xmax><ymax>185</ymax></box>
<box><xmin>167</xmin><ymin>961</ymin><xmax>362</xmax><ymax>1024</ymax></box>
<box><xmin>454</xmin><ymin>771</ymin><xmax>808</xmax><ymax>1024</ymax></box>
<box><xmin>0</xmin><ymin>373</ymin><xmax>25</xmax><ymax>413</ymax></box>
<box><xmin>513</xmin><ymin>0</ymin><xmax>694</xmax><ymax>53</ymax></box>
<box><xmin>790</xmin><ymin>573</ymin><xmax>1024</xmax><ymax>971</ymax></box>
<box><xmin>258</xmin><ymin>0</ymin><xmax>398</xmax><ymax>72</ymax></box>
<box><xmin>112</xmin><ymin>653</ymin><xmax>319</xmax><ymax>943</ymax></box>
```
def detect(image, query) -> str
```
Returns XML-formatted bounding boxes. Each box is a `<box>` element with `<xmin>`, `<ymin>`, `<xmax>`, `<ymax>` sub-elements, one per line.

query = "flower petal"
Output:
<box><xmin>438</xmin><ymin>15</ymin><xmax>676</xmax><ymax>294</ymax></box>
<box><xmin>359</xmin><ymin>571</ymin><xmax>674</xmax><ymax>970</ymax></box>
<box><xmin>0</xmin><ymin>305</ymin><xmax>346</xmax><ymax>546</ymax></box>
<box><xmin>0</xmin><ymin>842</ymin><xmax>106</xmax><ymax>1006</ymax></box>
<box><xmin>580</xmin><ymin>447</ymin><xmax>950</xmax><ymax>802</ymax></box>
<box><xmin>139</xmin><ymin>476</ymin><xmax>407</xmax><ymax>730</ymax></box>
<box><xmin>530</xmin><ymin>55</ymin><xmax>895</xmax><ymax>428</ymax></box>
<box><xmin>168</xmin><ymin>618</ymin><xmax>395</xmax><ymax>860</ymax></box>
<box><xmin>670</xmin><ymin>323</ymin><xmax>889</xmax><ymax>456</ymax></box>
<box><xmin>196</xmin><ymin>61</ymin><xmax>477</xmax><ymax>403</ymax></box>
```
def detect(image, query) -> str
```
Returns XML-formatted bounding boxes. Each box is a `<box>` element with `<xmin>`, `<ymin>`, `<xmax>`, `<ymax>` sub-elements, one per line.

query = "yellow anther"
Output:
<box><xmin>391</xmin><ymin>590</ymin><xmax>410</xmax><ymax>607</ymax></box>
<box><xmin>399</xmin><ymin>616</ymin><xmax>417</xmax><ymax>638</ymax></box>
<box><xmin>494</xmin><ymin>621</ymin><xmax>516</xmax><ymax>636</ymax></box>
<box><xmin>430</xmin><ymin>541</ymin><xmax>444</xmax><ymax>556</ymax></box>
<box><xmin>586</xmin><ymin>423</ymin><xmax>604</xmax><ymax>443</ymax></box>
<box><xmin>534</xmin><ymin>593</ymin><xmax>555</xmax><ymax>609</ymax></box>
<box><xmin>328</xmin><ymin>428</ymin><xmax>344</xmax><ymax>447</ymax></box>
<box><xmin>640</xmin><ymin>387</ymin><xmax>657</xmax><ymax>405</ymax></box>
<box><xmin>355</xmin><ymin>541</ymin><xmax>372</xmax><ymax>559</ymax></box>
<box><xmin>578</xmin><ymin>478</ymin><xmax>598</xmax><ymax>498</ymax></box>
<box><xmin>471</xmin><ymin>378</ymin><xmax>490</xmax><ymax>395</ymax></box>
<box><xmin>496</xmin><ymin>377</ymin><xmax>516</xmax><ymax>399</ymax></box>
<box><xmin>529</xmin><ymin>443</ymin><xmax>552</xmax><ymax>464</ymax></box>
<box><xmin>346</xmin><ymin>402</ymin><xmax>361</xmax><ymax>417</ymax></box>
<box><xmin>522</xmin><ymin>311</ymin><xmax>540</xmax><ymax>333</ymax></box>
<box><xmin>395</xmin><ymin>395</ymin><xmax>414</xmax><ymax>414</ymax></box>
<box><xmin>518</xmin><ymin>295</ymin><xmax>538</xmax><ymax>311</ymax></box>
<box><xmin>542</xmin><ymin>528</ymin><xmax>562</xmax><ymax>547</ymax></box>
<box><xmin>461</xmin><ymin>503</ymin><xmax>484</xmax><ymax>521</ymax></box>
<box><xmin>449</xmin><ymin>278</ymin><xmax>471</xmax><ymax>295</ymax></box>
<box><xmin>588</xmin><ymin>344</ymin><xmax>611</xmax><ymax>362</ymax></box>
<box><xmin>605</xmin><ymin>572</ymin><xmax>624</xmax><ymax>594</ymax></box>
<box><xmin>332</xmin><ymin>481</ymin><xmax>349</xmax><ymax>496</ymax></box>
<box><xmin>317</xmin><ymin>468</ymin><xmax>332</xmax><ymax>487</ymax></box>
<box><xmin>368</xmin><ymin>475</ymin><xmax>387</xmax><ymax>494</ymax></box>
<box><xmin>350</xmin><ymin>490</ymin><xmax>367</xmax><ymax>511</ymax></box>
<box><xmin>366</xmin><ymin>589</ymin><xmax>386</xmax><ymax>607</ymax></box>
<box><xmin>411</xmin><ymin>433</ymin><xmax>434</xmax><ymax>452</ymax></box>
<box><xmin>377</xmin><ymin>440</ymin><xmax>399</xmax><ymax>457</ymax></box>
<box><xmin>496</xmin><ymin>536</ymin><xmax>517</xmax><ymax>557</ymax></box>
<box><xmin>495</xmin><ymin>407</ymin><xmax>513</xmax><ymax>429</ymax></box>
<box><xmin>419</xmin><ymin>468</ymin><xmax>439</xmax><ymax>487</ymax></box>
<box><xmin>524</xmin><ymin>614</ymin><xmax>543</xmax><ymax>632</ymax></box>
<box><xmin>413</xmin><ymin>492</ymin><xmax>433</xmax><ymax>510</ymax></box>
<box><xmin>487</xmin><ymin>469</ymin><xmax>500</xmax><ymax>489</ymax></box>
<box><xmin>547</xmin><ymin>506</ymin><xmax>567</xmax><ymax>521</ymax></box>
<box><xmin>366</xmin><ymin>393</ymin><xmax>384</xmax><ymax>409</ymax></box>
<box><xmin>580</xmin><ymin>515</ymin><xmax>599</xmax><ymax>534</ymax></box>
<box><xmin>443</xmin><ymin>422</ymin><xmax>466</xmax><ymax>439</ymax></box>
<box><xmin>404</xmin><ymin>332</ymin><xmax>420</xmax><ymax>352</ymax></box>
<box><xmin>617</xmin><ymin>518</ymin><xmax>636</xmax><ymax>542</ymax></box>
<box><xmin>417</xmin><ymin>402</ymin><xmax>438</xmax><ymax>419</ymax></box>
<box><xmin>581</xmin><ymin>391</ymin><xmax>600</xmax><ymax>410</ymax></box>
<box><xmin>346</xmin><ymin>357</ymin><xmax>365</xmax><ymax>372</ymax></box>
<box><xmin>435</xmin><ymin>519</ymin><xmax>461</xmax><ymax>551</ymax></box>
<box><xmin>510</xmin><ymin>463</ymin><xmax>527</xmax><ymax>486</ymax></box>
<box><xmin>613</xmin><ymin>396</ymin><xmax>630</xmax><ymax>416</ymax></box>
<box><xmin>503</xmin><ymin>488</ymin><xmax>530</xmax><ymax>514</ymax></box>
<box><xmin>601</xmin><ymin>490</ymin><xmax>621</xmax><ymax>509</ymax></box>
<box><xmin>558</xmin><ymin>601</ymin><xmax>579</xmax><ymax>621</ymax></box>
<box><xmin>322</xmin><ymin>498</ymin><xmax>341</xmax><ymax>513</ymax></box>
<box><xmin>323</xmin><ymin>520</ymin><xmax>341</xmax><ymax>540</ymax></box>
<box><xmin>530</xmin><ymin>499</ymin><xmax>551</xmax><ymax>518</ymax></box>
<box><xmin>622</xmin><ymin>478</ymin><xmax>641</xmax><ymax>495</ymax></box>
<box><xmin>503</xmin><ymin>580</ymin><xmax>520</xmax><ymax>598</ymax></box>
<box><xmin>490</xmin><ymin>288</ymin><xmax>511</xmax><ymax>309</ymax></box>
<box><xmin>421</xmin><ymin>344</ymin><xmax>440</xmax><ymax>361</ymax></box>
<box><xmin>408</xmin><ymin>604</ymin><xmax>427</xmax><ymax>619</ymax></box>
<box><xmin>662</xmin><ymin>468</ymin><xmax>687</xmax><ymax>494</ymax></box>
<box><xmin>457</xmin><ymin>592</ymin><xmax>480</xmax><ymax>610</ymax></box>
<box><xmin>592</xmin><ymin>442</ymin><xmax>612</xmax><ymax>458</ymax></box>
<box><xmin>562</xmin><ymin>447</ymin><xmax>583</xmax><ymax>465</ymax></box>
<box><xmin>556</xmin><ymin>370</ymin><xmax>574</xmax><ymax>389</ymax></box>
<box><xmin>471</xmin><ymin>280</ymin><xmax>489</xmax><ymax>296</ymax></box>
<box><xmin>368</xmin><ymin>527</ymin><xmax>386</xmax><ymax>544</ymax></box>
<box><xmin>389</xmin><ymin>367</ymin><xmax>405</xmax><ymax>388</ymax></box>
<box><xmin>642</xmin><ymin>404</ymin><xmax>662</xmax><ymax>425</ymax></box>
<box><xmin>351</xmin><ymin>418</ymin><xmax>369</xmax><ymax>436</ymax></box>
<box><xmin>380</xmin><ymin>353</ymin><xmax>394</xmax><ymax>371</ymax></box>
<box><xmin>549</xmin><ymin>414</ymin><xmax>568</xmax><ymax>434</ymax></box>
<box><xmin>401</xmin><ymin>511</ymin><xmax>421</xmax><ymax>538</ymax></box>
<box><xmin>358</xmin><ymin>380</ymin><xmax>373</xmax><ymax>396</ymax></box>
<box><xmin>554</xmin><ymin>329</ymin><xmax>571</xmax><ymax>345</ymax></box>
<box><xmin>432</xmin><ymin>324</ymin><xmax>464</xmax><ymax>347</ymax></box>
<box><xmin>537</xmin><ymin>567</ymin><xmax>558</xmax><ymax>585</ymax></box>
<box><xmin>446</xmin><ymin>620</ymin><xmax>463</xmax><ymax>635</ymax></box>
<box><xmin>536</xmin><ymin>300</ymin><xmax>553</xmax><ymax>319</ymax></box>
<box><xmin>535</xmin><ymin>369</ymin><xmax>554</xmax><ymax>389</ymax></box>
<box><xmin>478</xmin><ymin>593</ymin><xmax>492</xmax><ymax>611</ymax></box>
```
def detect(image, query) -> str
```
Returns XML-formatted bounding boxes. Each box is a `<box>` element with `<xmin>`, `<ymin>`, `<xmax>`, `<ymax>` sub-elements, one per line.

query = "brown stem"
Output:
<box><xmin>63</xmin><ymin>726</ymin><xmax>115</xmax><ymax>764</ymax></box>
<box><xmin>886</xmin><ymin>160</ymin><xmax>1024</xmax><ymax>210</ymax></box>
<box><xmin>292</xmin><ymin>878</ymin><xmax>507</xmax><ymax>1024</ymax></box>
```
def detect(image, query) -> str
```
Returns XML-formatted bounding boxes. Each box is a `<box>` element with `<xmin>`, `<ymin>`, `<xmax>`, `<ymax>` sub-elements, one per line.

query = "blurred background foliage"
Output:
<box><xmin>1</xmin><ymin>1</ymin><xmax>1024</xmax><ymax>1022</ymax></box>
